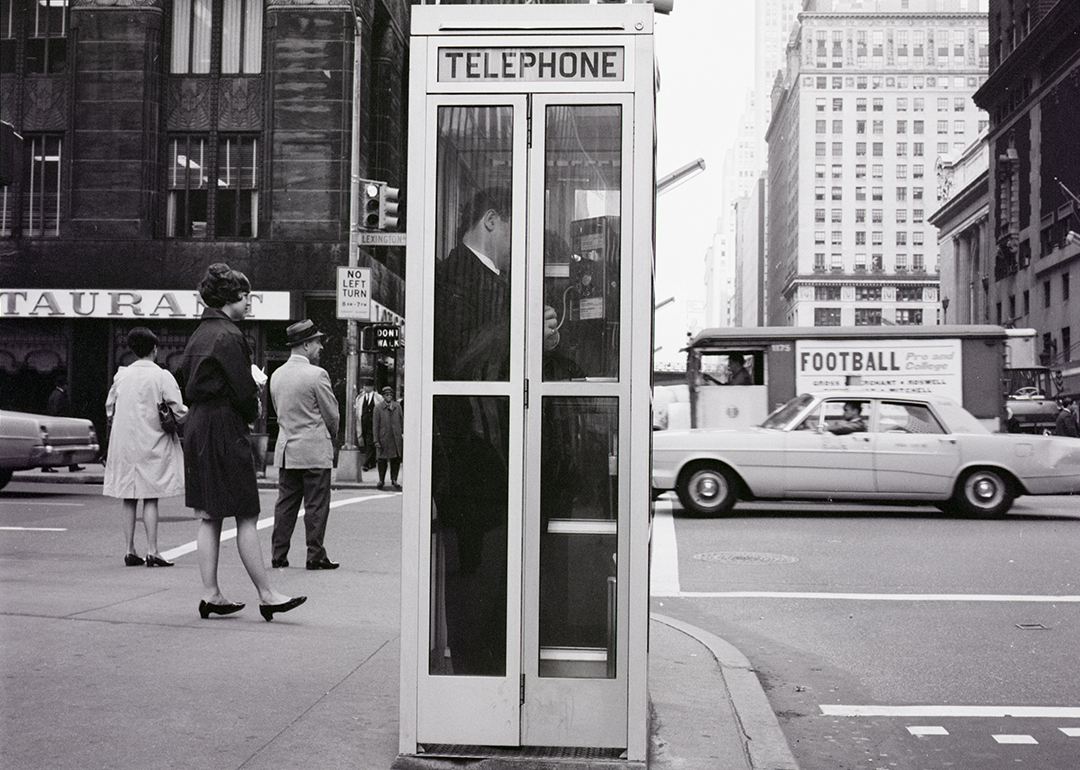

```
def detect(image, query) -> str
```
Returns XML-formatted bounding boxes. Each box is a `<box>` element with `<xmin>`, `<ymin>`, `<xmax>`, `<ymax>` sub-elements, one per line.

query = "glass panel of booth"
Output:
<box><xmin>429</xmin><ymin>104</ymin><xmax>516</xmax><ymax>678</ymax></box>
<box><xmin>539</xmin><ymin>396</ymin><xmax>618</xmax><ymax>679</ymax></box>
<box><xmin>542</xmin><ymin>103</ymin><xmax>622</xmax><ymax>382</ymax></box>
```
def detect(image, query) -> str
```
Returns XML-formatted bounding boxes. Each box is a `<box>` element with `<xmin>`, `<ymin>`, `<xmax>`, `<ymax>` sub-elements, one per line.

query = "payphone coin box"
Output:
<box><xmin>399</xmin><ymin>4</ymin><xmax>656</xmax><ymax>764</ymax></box>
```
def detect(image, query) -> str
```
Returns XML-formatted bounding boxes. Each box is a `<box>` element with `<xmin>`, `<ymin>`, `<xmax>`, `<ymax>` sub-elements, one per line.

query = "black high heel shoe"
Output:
<box><xmin>199</xmin><ymin>600</ymin><xmax>245</xmax><ymax>619</ymax></box>
<box><xmin>146</xmin><ymin>554</ymin><xmax>174</xmax><ymax>568</ymax></box>
<box><xmin>259</xmin><ymin>595</ymin><xmax>307</xmax><ymax>622</ymax></box>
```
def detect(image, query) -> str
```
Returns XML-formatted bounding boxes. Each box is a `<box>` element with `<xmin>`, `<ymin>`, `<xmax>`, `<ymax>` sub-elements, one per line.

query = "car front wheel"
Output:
<box><xmin>676</xmin><ymin>463</ymin><xmax>738</xmax><ymax>517</ymax></box>
<box><xmin>953</xmin><ymin>468</ymin><xmax>1014</xmax><ymax>517</ymax></box>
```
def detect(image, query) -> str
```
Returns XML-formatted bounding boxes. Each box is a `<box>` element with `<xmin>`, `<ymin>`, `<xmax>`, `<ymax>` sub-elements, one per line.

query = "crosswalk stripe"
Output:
<box><xmin>821</xmin><ymin>705</ymin><xmax>1080</xmax><ymax>718</ymax></box>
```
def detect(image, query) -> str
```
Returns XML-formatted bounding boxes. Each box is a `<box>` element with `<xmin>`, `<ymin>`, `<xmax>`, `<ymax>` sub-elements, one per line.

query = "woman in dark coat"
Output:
<box><xmin>177</xmin><ymin>263</ymin><xmax>305</xmax><ymax>621</ymax></box>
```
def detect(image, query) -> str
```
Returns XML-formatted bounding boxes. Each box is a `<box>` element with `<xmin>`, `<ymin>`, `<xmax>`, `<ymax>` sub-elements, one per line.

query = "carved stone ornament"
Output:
<box><xmin>72</xmin><ymin>0</ymin><xmax>164</xmax><ymax>8</ymax></box>
<box><xmin>266</xmin><ymin>0</ymin><xmax>352</xmax><ymax>6</ymax></box>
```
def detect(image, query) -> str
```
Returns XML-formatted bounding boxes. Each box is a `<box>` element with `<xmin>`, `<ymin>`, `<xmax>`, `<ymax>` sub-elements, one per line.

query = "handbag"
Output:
<box><xmin>158</xmin><ymin>400</ymin><xmax>179</xmax><ymax>436</ymax></box>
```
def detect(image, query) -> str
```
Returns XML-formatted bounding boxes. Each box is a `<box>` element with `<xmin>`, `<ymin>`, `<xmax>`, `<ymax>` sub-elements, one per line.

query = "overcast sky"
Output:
<box><xmin>653</xmin><ymin>3</ymin><xmax>757</xmax><ymax>365</ymax></box>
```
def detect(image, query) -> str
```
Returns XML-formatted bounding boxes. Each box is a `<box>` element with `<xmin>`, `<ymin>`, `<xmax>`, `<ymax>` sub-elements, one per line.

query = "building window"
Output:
<box><xmin>913</xmin><ymin>209</ymin><xmax>924</xmax><ymax>223</ymax></box>
<box><xmin>897</xmin><ymin>120</ymin><xmax>907</xmax><ymax>134</ymax></box>
<box><xmin>873</xmin><ymin>164</ymin><xmax>884</xmax><ymax>179</ymax></box>
<box><xmin>22</xmin><ymin>135</ymin><xmax>63</xmax><ymax>237</ymax></box>
<box><xmin>872</xmin><ymin>209</ymin><xmax>883</xmax><ymax>224</ymax></box>
<box><xmin>913</xmin><ymin>142</ymin><xmax>924</xmax><ymax>157</ymax></box>
<box><xmin>816</xmin><ymin>120</ymin><xmax>827</xmax><ymax>134</ymax></box>
<box><xmin>896</xmin><ymin>142</ymin><xmax>907</xmax><ymax>157</ymax></box>
<box><xmin>1063</xmin><ymin>327</ymin><xmax>1072</xmax><ymax>363</ymax></box>
<box><xmin>24</xmin><ymin>0</ymin><xmax>70</xmax><ymax>75</ymax></box>
<box><xmin>872</xmin><ymin>231</ymin><xmax>883</xmax><ymax>246</ymax></box>
<box><xmin>1023</xmin><ymin>289</ymin><xmax>1031</xmax><ymax>316</ymax></box>
<box><xmin>832</xmin><ymin>186</ymin><xmax>842</xmax><ymax>200</ymax></box>
<box><xmin>857</xmin><ymin>98</ymin><xmax>867</xmax><ymax>112</ymax></box>
<box><xmin>856</xmin><ymin>286</ymin><xmax>881</xmax><ymax>301</ymax></box>
<box><xmin>815</xmin><ymin>307</ymin><xmax>842</xmax><ymax>326</ymax></box>
<box><xmin>814</xmin><ymin>253</ymin><xmax>826</xmax><ymax>272</ymax></box>
<box><xmin>816</xmin><ymin>285</ymin><xmax>842</xmax><ymax>301</ymax></box>
<box><xmin>856</xmin><ymin>164</ymin><xmax>866</xmax><ymax>178</ymax></box>
<box><xmin>897</xmin><ymin>286</ymin><xmax>921</xmax><ymax>302</ymax></box>
<box><xmin>816</xmin><ymin>142</ymin><xmax>827</xmax><ymax>157</ymax></box>
<box><xmin>913</xmin><ymin>253</ymin><xmax>925</xmax><ymax>272</ymax></box>
<box><xmin>815</xmin><ymin>208</ymin><xmax>826</xmax><ymax>223</ymax></box>
<box><xmin>954</xmin><ymin>120</ymin><xmax>965</xmax><ymax>134</ymax></box>
<box><xmin>854</xmin><ymin>253</ymin><xmax>867</xmax><ymax>271</ymax></box>
<box><xmin>896</xmin><ymin>187</ymin><xmax>908</xmax><ymax>202</ymax></box>
<box><xmin>831</xmin><ymin>253</ymin><xmax>843</xmax><ymax>271</ymax></box>
<box><xmin>856</xmin><ymin>142</ymin><xmax>867</xmax><ymax>156</ymax></box>
<box><xmin>897</xmin><ymin>164</ymin><xmax>908</xmax><ymax>179</ymax></box>
<box><xmin>833</xmin><ymin>98</ymin><xmax>843</xmax><ymax>111</ymax></box>
<box><xmin>832</xmin><ymin>142</ymin><xmax>843</xmax><ymax>157</ymax></box>
<box><xmin>873</xmin><ymin>98</ymin><xmax>883</xmax><ymax>112</ymax></box>
<box><xmin>831</xmin><ymin>231</ymin><xmax>843</xmax><ymax>246</ymax></box>
<box><xmin>896</xmin><ymin>232</ymin><xmax>908</xmax><ymax>247</ymax></box>
<box><xmin>895</xmin><ymin>308</ymin><xmax>923</xmax><ymax>325</ymax></box>
<box><xmin>831</xmin><ymin>164</ymin><xmax>843</xmax><ymax>179</ymax></box>
<box><xmin>171</xmin><ymin>0</ymin><xmax>263</xmax><ymax>75</ymax></box>
<box><xmin>857</xmin><ymin>120</ymin><xmax>867</xmax><ymax>134</ymax></box>
<box><xmin>1065</xmin><ymin>272</ymin><xmax>1071</xmax><ymax>301</ymax></box>
<box><xmin>873</xmin><ymin>120</ymin><xmax>884</xmax><ymax>135</ymax></box>
<box><xmin>872</xmin><ymin>187</ymin><xmax>883</xmax><ymax>201</ymax></box>
<box><xmin>1044</xmin><ymin>280</ymin><xmax>1051</xmax><ymax>308</ymax></box>
<box><xmin>937</xmin><ymin>120</ymin><xmax>949</xmax><ymax>133</ymax></box>
<box><xmin>815</xmin><ymin>186</ymin><xmax>825</xmax><ymax>201</ymax></box>
<box><xmin>872</xmin><ymin>253</ymin><xmax>883</xmax><ymax>271</ymax></box>
<box><xmin>832</xmin><ymin>209</ymin><xmax>843</xmax><ymax>223</ymax></box>
<box><xmin>855</xmin><ymin>308</ymin><xmax>882</xmax><ymax>326</ymax></box>
<box><xmin>872</xmin><ymin>142</ymin><xmax>883</xmax><ymax>157</ymax></box>
<box><xmin>832</xmin><ymin>120</ymin><xmax>843</xmax><ymax>134</ymax></box>
<box><xmin>167</xmin><ymin>135</ymin><xmax>259</xmax><ymax>239</ymax></box>
<box><xmin>817</xmin><ymin>97</ymin><xmax>827</xmax><ymax>112</ymax></box>
<box><xmin>815</xmin><ymin>231</ymin><xmax>826</xmax><ymax>246</ymax></box>
<box><xmin>856</xmin><ymin>231</ymin><xmax>866</xmax><ymax>245</ymax></box>
<box><xmin>897</xmin><ymin>97</ymin><xmax>908</xmax><ymax>112</ymax></box>
<box><xmin>896</xmin><ymin>253</ymin><xmax>908</xmax><ymax>271</ymax></box>
<box><xmin>896</xmin><ymin>209</ymin><xmax>907</xmax><ymax>223</ymax></box>
<box><xmin>815</xmin><ymin>164</ymin><xmax>826</xmax><ymax>179</ymax></box>
<box><xmin>856</xmin><ymin>209</ymin><xmax>866</xmax><ymax>223</ymax></box>
<box><xmin>912</xmin><ymin>231</ymin><xmax>923</xmax><ymax>246</ymax></box>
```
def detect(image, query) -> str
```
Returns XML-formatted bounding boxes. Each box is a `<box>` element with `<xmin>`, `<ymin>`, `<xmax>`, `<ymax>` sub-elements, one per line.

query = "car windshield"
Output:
<box><xmin>761</xmin><ymin>394</ymin><xmax>814</xmax><ymax>429</ymax></box>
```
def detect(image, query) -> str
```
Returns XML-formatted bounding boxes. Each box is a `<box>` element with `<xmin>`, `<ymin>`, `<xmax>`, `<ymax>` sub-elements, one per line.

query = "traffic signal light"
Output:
<box><xmin>380</xmin><ymin>185</ymin><xmax>400</xmax><ymax>230</ymax></box>
<box><xmin>361</xmin><ymin>180</ymin><xmax>381</xmax><ymax>229</ymax></box>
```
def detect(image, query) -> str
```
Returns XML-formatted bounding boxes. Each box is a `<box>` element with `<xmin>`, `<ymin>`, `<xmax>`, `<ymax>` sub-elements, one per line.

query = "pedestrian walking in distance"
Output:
<box><xmin>373</xmin><ymin>385</ymin><xmax>403</xmax><ymax>490</ymax></box>
<box><xmin>269</xmin><ymin>319</ymin><xmax>341</xmax><ymax>571</ymax></box>
<box><xmin>104</xmin><ymin>327</ymin><xmax>187</xmax><ymax>567</ymax></box>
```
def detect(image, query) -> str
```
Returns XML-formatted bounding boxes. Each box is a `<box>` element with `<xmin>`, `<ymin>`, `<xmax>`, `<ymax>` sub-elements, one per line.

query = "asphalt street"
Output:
<box><xmin>652</xmin><ymin>494</ymin><xmax>1080</xmax><ymax>770</ymax></box>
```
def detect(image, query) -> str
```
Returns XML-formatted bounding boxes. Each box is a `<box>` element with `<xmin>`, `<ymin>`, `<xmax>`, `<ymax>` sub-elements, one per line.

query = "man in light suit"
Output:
<box><xmin>270</xmin><ymin>320</ymin><xmax>340</xmax><ymax>570</ymax></box>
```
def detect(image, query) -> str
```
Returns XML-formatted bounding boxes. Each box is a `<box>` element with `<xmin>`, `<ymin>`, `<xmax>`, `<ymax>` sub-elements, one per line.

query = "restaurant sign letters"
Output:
<box><xmin>0</xmin><ymin>289</ymin><xmax>292</xmax><ymax>320</ymax></box>
<box><xmin>438</xmin><ymin>46</ymin><xmax>624</xmax><ymax>82</ymax></box>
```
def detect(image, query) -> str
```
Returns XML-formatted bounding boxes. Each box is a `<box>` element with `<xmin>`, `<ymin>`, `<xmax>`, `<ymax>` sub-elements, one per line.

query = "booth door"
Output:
<box><xmin>418</xmin><ymin>93</ymin><xmax>633</xmax><ymax>749</ymax></box>
<box><xmin>520</xmin><ymin>94</ymin><xmax>633</xmax><ymax>748</ymax></box>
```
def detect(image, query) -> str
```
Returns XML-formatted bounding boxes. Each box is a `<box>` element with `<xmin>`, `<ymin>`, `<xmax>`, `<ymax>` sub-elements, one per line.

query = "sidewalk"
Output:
<box><xmin>6</xmin><ymin>465</ymin><xmax>797</xmax><ymax>770</ymax></box>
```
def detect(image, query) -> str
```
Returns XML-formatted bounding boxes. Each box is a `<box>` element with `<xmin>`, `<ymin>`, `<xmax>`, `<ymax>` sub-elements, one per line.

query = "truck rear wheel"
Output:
<box><xmin>676</xmin><ymin>462</ymin><xmax>738</xmax><ymax>517</ymax></box>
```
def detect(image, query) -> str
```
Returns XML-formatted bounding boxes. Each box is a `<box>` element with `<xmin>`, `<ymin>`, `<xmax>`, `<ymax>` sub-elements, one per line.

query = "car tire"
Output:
<box><xmin>676</xmin><ymin>462</ymin><xmax>738</xmax><ymax>517</ymax></box>
<box><xmin>952</xmin><ymin>468</ymin><xmax>1014</xmax><ymax>517</ymax></box>
<box><xmin>0</xmin><ymin>468</ymin><xmax>12</xmax><ymax>491</ymax></box>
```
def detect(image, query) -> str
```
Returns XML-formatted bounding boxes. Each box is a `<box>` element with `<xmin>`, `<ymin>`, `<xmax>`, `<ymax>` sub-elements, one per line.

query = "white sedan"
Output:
<box><xmin>652</xmin><ymin>391</ymin><xmax>1080</xmax><ymax>517</ymax></box>
<box><xmin>0</xmin><ymin>410</ymin><xmax>100</xmax><ymax>490</ymax></box>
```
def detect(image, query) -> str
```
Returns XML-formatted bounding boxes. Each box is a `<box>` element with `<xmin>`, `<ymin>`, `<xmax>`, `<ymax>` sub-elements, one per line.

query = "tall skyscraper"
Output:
<box><xmin>765</xmin><ymin>0</ymin><xmax>990</xmax><ymax>326</ymax></box>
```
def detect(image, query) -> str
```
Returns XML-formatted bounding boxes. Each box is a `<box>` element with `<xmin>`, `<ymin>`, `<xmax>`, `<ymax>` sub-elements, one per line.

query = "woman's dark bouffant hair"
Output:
<box><xmin>126</xmin><ymin>327</ymin><xmax>158</xmax><ymax>359</ymax></box>
<box><xmin>198</xmin><ymin>263</ymin><xmax>251</xmax><ymax>308</ymax></box>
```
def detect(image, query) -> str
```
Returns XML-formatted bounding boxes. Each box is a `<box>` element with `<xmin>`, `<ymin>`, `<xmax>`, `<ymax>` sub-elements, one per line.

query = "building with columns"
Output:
<box><xmin>972</xmin><ymin>0</ymin><xmax>1080</xmax><ymax>395</ymax></box>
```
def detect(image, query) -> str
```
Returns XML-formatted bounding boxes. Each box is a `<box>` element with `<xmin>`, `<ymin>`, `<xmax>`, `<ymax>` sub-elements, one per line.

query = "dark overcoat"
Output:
<box><xmin>176</xmin><ymin>308</ymin><xmax>261</xmax><ymax>519</ymax></box>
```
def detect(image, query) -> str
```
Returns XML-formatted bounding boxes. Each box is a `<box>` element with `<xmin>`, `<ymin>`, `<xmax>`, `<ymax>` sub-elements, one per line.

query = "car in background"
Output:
<box><xmin>652</xmin><ymin>391</ymin><xmax>1080</xmax><ymax>518</ymax></box>
<box><xmin>0</xmin><ymin>410</ymin><xmax>100</xmax><ymax>490</ymax></box>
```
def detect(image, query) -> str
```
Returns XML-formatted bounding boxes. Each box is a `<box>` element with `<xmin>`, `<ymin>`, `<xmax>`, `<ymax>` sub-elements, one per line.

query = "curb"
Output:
<box><xmin>650</xmin><ymin>613</ymin><xmax>800</xmax><ymax>770</ymax></box>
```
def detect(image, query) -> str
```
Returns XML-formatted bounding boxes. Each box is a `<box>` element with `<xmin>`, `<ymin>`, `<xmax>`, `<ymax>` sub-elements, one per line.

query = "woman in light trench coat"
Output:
<box><xmin>104</xmin><ymin>327</ymin><xmax>187</xmax><ymax>567</ymax></box>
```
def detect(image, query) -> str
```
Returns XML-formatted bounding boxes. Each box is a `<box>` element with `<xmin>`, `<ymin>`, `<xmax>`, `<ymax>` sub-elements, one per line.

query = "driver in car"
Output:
<box><xmin>829</xmin><ymin>401</ymin><xmax>867</xmax><ymax>435</ymax></box>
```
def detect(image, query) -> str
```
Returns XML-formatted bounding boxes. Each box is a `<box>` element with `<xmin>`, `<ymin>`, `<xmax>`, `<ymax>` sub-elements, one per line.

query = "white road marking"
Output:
<box><xmin>993</xmin><ymin>735</ymin><xmax>1038</xmax><ymax>744</ymax></box>
<box><xmin>0</xmin><ymin>526</ymin><xmax>67</xmax><ymax>532</ymax></box>
<box><xmin>160</xmin><ymin>493</ymin><xmax>396</xmax><ymax>562</ymax></box>
<box><xmin>907</xmin><ymin>726</ymin><xmax>948</xmax><ymax>736</ymax></box>
<box><xmin>0</xmin><ymin>501</ymin><xmax>83</xmax><ymax>506</ymax></box>
<box><xmin>821</xmin><ymin>705</ymin><xmax>1080</xmax><ymax>718</ymax></box>
<box><xmin>681</xmin><ymin>591</ymin><xmax>1080</xmax><ymax>602</ymax></box>
<box><xmin>650</xmin><ymin>501</ymin><xmax>681</xmax><ymax>597</ymax></box>
<box><xmin>1061</xmin><ymin>728</ymin><xmax>1080</xmax><ymax>737</ymax></box>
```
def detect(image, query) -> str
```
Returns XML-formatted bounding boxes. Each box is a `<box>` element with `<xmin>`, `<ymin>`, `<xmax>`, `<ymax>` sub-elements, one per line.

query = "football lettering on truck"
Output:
<box><xmin>795</xmin><ymin>338</ymin><xmax>963</xmax><ymax>404</ymax></box>
<box><xmin>676</xmin><ymin>326</ymin><xmax>1011</xmax><ymax>434</ymax></box>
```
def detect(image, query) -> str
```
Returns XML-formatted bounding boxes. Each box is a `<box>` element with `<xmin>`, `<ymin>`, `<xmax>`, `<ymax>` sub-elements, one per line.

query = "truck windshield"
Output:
<box><xmin>761</xmin><ymin>394</ymin><xmax>814</xmax><ymax>430</ymax></box>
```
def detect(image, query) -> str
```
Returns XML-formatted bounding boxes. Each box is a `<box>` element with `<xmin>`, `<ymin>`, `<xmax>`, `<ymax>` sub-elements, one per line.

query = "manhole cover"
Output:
<box><xmin>693</xmin><ymin>551</ymin><xmax>799</xmax><ymax>564</ymax></box>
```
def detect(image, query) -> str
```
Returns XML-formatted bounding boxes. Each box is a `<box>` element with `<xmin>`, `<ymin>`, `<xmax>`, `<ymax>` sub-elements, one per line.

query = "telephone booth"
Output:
<box><xmin>398</xmin><ymin>3</ymin><xmax>656</xmax><ymax>765</ymax></box>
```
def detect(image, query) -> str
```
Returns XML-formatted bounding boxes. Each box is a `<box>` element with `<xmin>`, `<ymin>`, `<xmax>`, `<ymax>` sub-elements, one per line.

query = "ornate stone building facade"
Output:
<box><xmin>0</xmin><ymin>0</ymin><xmax>411</xmax><ymax>444</ymax></box>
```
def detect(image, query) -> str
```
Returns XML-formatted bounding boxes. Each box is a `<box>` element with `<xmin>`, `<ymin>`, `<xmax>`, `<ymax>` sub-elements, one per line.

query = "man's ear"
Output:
<box><xmin>482</xmin><ymin>208</ymin><xmax>499</xmax><ymax>232</ymax></box>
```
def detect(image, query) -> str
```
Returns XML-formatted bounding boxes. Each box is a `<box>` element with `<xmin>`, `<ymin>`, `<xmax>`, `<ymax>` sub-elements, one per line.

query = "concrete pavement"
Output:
<box><xmin>5</xmin><ymin>463</ymin><xmax>798</xmax><ymax>769</ymax></box>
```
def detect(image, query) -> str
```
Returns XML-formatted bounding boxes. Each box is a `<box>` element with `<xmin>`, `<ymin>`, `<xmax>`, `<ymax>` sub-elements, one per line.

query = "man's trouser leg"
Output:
<box><xmin>271</xmin><ymin>468</ymin><xmax>305</xmax><ymax>562</ymax></box>
<box><xmin>302</xmin><ymin>468</ymin><xmax>332</xmax><ymax>563</ymax></box>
